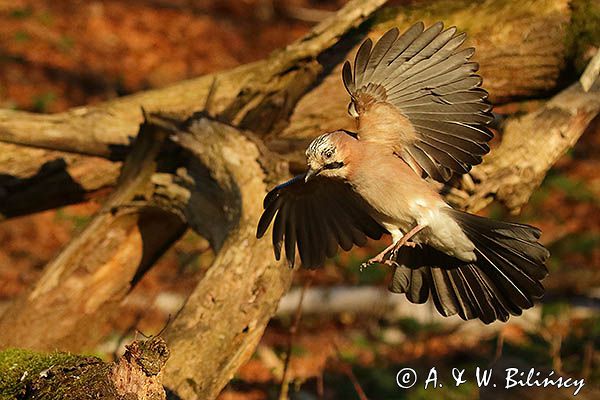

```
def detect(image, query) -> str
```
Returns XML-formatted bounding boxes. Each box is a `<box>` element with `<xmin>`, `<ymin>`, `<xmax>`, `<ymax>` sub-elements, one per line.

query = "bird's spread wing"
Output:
<box><xmin>343</xmin><ymin>22</ymin><xmax>493</xmax><ymax>182</ymax></box>
<box><xmin>256</xmin><ymin>174</ymin><xmax>385</xmax><ymax>268</ymax></box>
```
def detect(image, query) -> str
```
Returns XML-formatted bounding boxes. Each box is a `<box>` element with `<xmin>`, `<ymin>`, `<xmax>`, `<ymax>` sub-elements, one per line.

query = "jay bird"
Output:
<box><xmin>257</xmin><ymin>22</ymin><xmax>549</xmax><ymax>324</ymax></box>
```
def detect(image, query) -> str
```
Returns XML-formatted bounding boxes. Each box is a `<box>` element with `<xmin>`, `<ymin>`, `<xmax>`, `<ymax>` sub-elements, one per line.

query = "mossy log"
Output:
<box><xmin>0</xmin><ymin>337</ymin><xmax>169</xmax><ymax>400</ymax></box>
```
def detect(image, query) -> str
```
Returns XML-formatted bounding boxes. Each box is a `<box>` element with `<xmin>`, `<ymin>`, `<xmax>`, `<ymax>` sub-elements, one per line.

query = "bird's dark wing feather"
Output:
<box><xmin>257</xmin><ymin>174</ymin><xmax>386</xmax><ymax>268</ymax></box>
<box><xmin>343</xmin><ymin>22</ymin><xmax>493</xmax><ymax>182</ymax></box>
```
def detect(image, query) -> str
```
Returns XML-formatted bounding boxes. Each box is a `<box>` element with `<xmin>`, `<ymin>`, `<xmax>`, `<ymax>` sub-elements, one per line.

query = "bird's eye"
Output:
<box><xmin>348</xmin><ymin>102</ymin><xmax>359</xmax><ymax>118</ymax></box>
<box><xmin>323</xmin><ymin>150</ymin><xmax>333</xmax><ymax>159</ymax></box>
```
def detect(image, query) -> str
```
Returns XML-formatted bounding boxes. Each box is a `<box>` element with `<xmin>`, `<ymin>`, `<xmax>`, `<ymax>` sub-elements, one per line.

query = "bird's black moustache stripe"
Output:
<box><xmin>323</xmin><ymin>161</ymin><xmax>344</xmax><ymax>170</ymax></box>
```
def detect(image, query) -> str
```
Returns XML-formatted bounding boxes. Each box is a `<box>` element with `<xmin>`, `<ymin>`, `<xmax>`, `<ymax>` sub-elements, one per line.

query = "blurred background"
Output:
<box><xmin>0</xmin><ymin>0</ymin><xmax>598</xmax><ymax>399</ymax></box>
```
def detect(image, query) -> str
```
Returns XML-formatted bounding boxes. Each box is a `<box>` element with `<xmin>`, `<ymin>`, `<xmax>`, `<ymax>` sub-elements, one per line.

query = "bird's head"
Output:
<box><xmin>304</xmin><ymin>131</ymin><xmax>354</xmax><ymax>182</ymax></box>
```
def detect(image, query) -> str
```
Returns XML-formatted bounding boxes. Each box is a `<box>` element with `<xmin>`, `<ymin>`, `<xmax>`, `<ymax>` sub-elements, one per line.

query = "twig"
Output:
<box><xmin>204</xmin><ymin>77</ymin><xmax>218</xmax><ymax>116</ymax></box>
<box><xmin>491</xmin><ymin>328</ymin><xmax>505</xmax><ymax>365</ymax></box>
<box><xmin>580</xmin><ymin>48</ymin><xmax>600</xmax><ymax>92</ymax></box>
<box><xmin>339</xmin><ymin>363</ymin><xmax>369</xmax><ymax>400</ymax></box>
<box><xmin>332</xmin><ymin>340</ymin><xmax>368</xmax><ymax>400</ymax></box>
<box><xmin>279</xmin><ymin>273</ymin><xmax>313</xmax><ymax>400</ymax></box>
<box><xmin>551</xmin><ymin>334</ymin><xmax>563</xmax><ymax>374</ymax></box>
<box><xmin>111</xmin><ymin>313</ymin><xmax>143</xmax><ymax>361</ymax></box>
<box><xmin>316</xmin><ymin>372</ymin><xmax>324</xmax><ymax>399</ymax></box>
<box><xmin>581</xmin><ymin>340</ymin><xmax>594</xmax><ymax>380</ymax></box>
<box><xmin>283</xmin><ymin>6</ymin><xmax>335</xmax><ymax>23</ymax></box>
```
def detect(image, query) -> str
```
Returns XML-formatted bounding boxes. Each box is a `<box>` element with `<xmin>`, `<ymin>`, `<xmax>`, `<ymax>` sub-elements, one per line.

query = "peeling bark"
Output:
<box><xmin>159</xmin><ymin>118</ymin><xmax>293</xmax><ymax>399</ymax></box>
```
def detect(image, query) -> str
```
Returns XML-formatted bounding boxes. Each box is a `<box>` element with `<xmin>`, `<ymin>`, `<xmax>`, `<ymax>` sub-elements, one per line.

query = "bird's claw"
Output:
<box><xmin>361</xmin><ymin>251</ymin><xmax>398</xmax><ymax>271</ymax></box>
<box><xmin>360</xmin><ymin>253</ymin><xmax>387</xmax><ymax>271</ymax></box>
<box><xmin>360</xmin><ymin>259</ymin><xmax>376</xmax><ymax>271</ymax></box>
<box><xmin>384</xmin><ymin>259</ymin><xmax>399</xmax><ymax>267</ymax></box>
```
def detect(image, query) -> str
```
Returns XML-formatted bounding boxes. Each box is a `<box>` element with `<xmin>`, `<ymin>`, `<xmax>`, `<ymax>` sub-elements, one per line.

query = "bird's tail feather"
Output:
<box><xmin>389</xmin><ymin>209</ymin><xmax>549</xmax><ymax>323</ymax></box>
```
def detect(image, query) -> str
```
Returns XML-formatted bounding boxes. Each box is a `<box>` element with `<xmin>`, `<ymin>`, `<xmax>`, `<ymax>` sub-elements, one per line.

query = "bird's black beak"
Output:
<box><xmin>305</xmin><ymin>168</ymin><xmax>320</xmax><ymax>182</ymax></box>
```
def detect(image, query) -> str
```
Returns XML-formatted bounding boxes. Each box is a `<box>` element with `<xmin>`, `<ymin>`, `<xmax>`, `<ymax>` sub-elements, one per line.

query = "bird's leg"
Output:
<box><xmin>360</xmin><ymin>225</ymin><xmax>424</xmax><ymax>270</ymax></box>
<box><xmin>389</xmin><ymin>224</ymin><xmax>425</xmax><ymax>257</ymax></box>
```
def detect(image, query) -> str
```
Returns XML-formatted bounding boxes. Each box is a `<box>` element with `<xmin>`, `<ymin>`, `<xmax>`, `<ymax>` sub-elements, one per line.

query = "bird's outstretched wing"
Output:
<box><xmin>343</xmin><ymin>22</ymin><xmax>493</xmax><ymax>182</ymax></box>
<box><xmin>256</xmin><ymin>174</ymin><xmax>385</xmax><ymax>268</ymax></box>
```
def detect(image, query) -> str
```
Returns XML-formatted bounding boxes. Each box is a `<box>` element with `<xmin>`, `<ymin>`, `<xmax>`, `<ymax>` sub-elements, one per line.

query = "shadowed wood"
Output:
<box><xmin>0</xmin><ymin>119</ymin><xmax>187</xmax><ymax>350</ymax></box>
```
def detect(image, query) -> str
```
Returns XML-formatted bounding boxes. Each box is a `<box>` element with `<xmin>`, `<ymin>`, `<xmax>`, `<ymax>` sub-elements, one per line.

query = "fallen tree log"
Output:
<box><xmin>0</xmin><ymin>1</ymin><xmax>598</xmax><ymax>399</ymax></box>
<box><xmin>0</xmin><ymin>116</ymin><xmax>188</xmax><ymax>351</ymax></box>
<box><xmin>1</xmin><ymin>0</ymin><xmax>598</xmax><ymax>220</ymax></box>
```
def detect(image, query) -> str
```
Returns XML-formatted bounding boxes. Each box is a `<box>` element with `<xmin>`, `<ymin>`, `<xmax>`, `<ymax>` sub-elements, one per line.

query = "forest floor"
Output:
<box><xmin>0</xmin><ymin>1</ymin><xmax>599</xmax><ymax>399</ymax></box>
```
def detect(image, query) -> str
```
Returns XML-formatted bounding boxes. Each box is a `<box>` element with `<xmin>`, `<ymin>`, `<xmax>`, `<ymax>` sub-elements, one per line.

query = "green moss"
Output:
<box><xmin>9</xmin><ymin>7</ymin><xmax>32</xmax><ymax>19</ymax></box>
<box><xmin>373</xmin><ymin>0</ymin><xmax>564</xmax><ymax>36</ymax></box>
<box><xmin>31</xmin><ymin>92</ymin><xmax>56</xmax><ymax>113</ymax></box>
<box><xmin>0</xmin><ymin>349</ymin><xmax>115</xmax><ymax>400</ymax></box>
<box><xmin>566</xmin><ymin>0</ymin><xmax>600</xmax><ymax>74</ymax></box>
<box><xmin>13</xmin><ymin>32</ymin><xmax>31</xmax><ymax>43</ymax></box>
<box><xmin>372</xmin><ymin>0</ymin><xmax>599</xmax><ymax>81</ymax></box>
<box><xmin>0</xmin><ymin>349</ymin><xmax>81</xmax><ymax>399</ymax></box>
